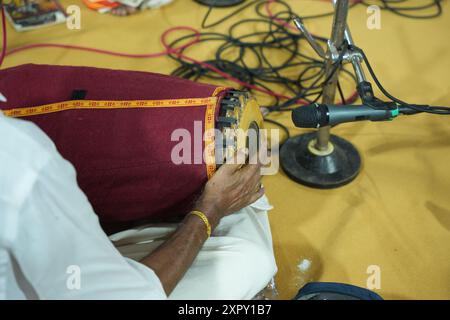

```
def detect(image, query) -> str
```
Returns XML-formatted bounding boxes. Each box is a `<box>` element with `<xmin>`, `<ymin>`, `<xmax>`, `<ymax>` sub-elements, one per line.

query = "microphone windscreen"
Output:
<box><xmin>291</xmin><ymin>104</ymin><xmax>320</xmax><ymax>128</ymax></box>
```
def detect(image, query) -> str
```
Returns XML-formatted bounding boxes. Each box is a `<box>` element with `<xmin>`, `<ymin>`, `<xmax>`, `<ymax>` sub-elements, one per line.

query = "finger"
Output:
<box><xmin>221</xmin><ymin>148</ymin><xmax>248</xmax><ymax>173</ymax></box>
<box><xmin>228</xmin><ymin>185</ymin><xmax>265</xmax><ymax>214</ymax></box>
<box><xmin>246</xmin><ymin>170</ymin><xmax>262</xmax><ymax>192</ymax></box>
<box><xmin>240</xmin><ymin>169</ymin><xmax>261</xmax><ymax>193</ymax></box>
<box><xmin>247</xmin><ymin>187</ymin><xmax>265</xmax><ymax>204</ymax></box>
<box><xmin>240</xmin><ymin>161</ymin><xmax>262</xmax><ymax>178</ymax></box>
<box><xmin>236</xmin><ymin>169</ymin><xmax>261</xmax><ymax>199</ymax></box>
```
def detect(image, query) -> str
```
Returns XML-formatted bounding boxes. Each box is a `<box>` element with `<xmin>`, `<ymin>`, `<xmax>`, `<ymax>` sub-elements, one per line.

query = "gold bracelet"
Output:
<box><xmin>188</xmin><ymin>210</ymin><xmax>212</xmax><ymax>238</ymax></box>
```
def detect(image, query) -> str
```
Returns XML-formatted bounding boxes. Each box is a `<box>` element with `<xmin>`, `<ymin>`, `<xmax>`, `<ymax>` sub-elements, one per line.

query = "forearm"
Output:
<box><xmin>138</xmin><ymin>151</ymin><xmax>263</xmax><ymax>296</ymax></box>
<box><xmin>139</xmin><ymin>214</ymin><xmax>210</xmax><ymax>295</ymax></box>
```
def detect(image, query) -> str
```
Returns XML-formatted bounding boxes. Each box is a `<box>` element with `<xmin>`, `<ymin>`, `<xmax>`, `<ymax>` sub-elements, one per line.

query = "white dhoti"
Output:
<box><xmin>109</xmin><ymin>196</ymin><xmax>278</xmax><ymax>300</ymax></box>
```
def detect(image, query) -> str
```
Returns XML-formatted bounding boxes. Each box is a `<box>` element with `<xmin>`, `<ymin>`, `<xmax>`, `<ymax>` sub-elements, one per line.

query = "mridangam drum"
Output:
<box><xmin>0</xmin><ymin>64</ymin><xmax>263</xmax><ymax>231</ymax></box>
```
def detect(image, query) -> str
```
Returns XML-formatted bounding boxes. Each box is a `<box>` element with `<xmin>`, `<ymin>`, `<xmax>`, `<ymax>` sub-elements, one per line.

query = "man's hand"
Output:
<box><xmin>195</xmin><ymin>148</ymin><xmax>265</xmax><ymax>230</ymax></box>
<box><xmin>140</xmin><ymin>137</ymin><xmax>267</xmax><ymax>295</ymax></box>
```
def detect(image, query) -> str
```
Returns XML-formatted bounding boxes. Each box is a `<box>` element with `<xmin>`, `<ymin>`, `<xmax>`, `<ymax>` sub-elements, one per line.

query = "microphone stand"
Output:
<box><xmin>317</xmin><ymin>0</ymin><xmax>350</xmax><ymax>152</ymax></box>
<box><xmin>280</xmin><ymin>0</ymin><xmax>362</xmax><ymax>188</ymax></box>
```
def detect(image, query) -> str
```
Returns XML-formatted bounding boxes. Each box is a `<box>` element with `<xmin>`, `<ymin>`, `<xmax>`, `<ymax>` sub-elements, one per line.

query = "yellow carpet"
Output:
<box><xmin>3</xmin><ymin>0</ymin><xmax>449</xmax><ymax>299</ymax></box>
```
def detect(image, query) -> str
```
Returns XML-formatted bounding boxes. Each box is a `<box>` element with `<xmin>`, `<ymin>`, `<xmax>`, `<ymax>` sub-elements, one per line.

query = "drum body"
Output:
<box><xmin>0</xmin><ymin>64</ymin><xmax>262</xmax><ymax>230</ymax></box>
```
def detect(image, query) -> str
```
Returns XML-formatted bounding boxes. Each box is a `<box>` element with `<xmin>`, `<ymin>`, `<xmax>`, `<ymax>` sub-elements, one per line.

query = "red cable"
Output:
<box><xmin>265</xmin><ymin>0</ymin><xmax>298</xmax><ymax>32</ymax></box>
<box><xmin>0</xmin><ymin>0</ymin><xmax>359</xmax><ymax>105</ymax></box>
<box><xmin>6</xmin><ymin>25</ymin><xmax>202</xmax><ymax>58</ymax></box>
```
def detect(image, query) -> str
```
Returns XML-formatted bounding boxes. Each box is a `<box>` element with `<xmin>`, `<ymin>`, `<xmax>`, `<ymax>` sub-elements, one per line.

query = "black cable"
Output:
<box><xmin>170</xmin><ymin>1</ymin><xmax>359</xmax><ymax>113</ymax></box>
<box><xmin>263</xmin><ymin>118</ymin><xmax>290</xmax><ymax>140</ymax></box>
<box><xmin>337</xmin><ymin>79</ymin><xmax>346</xmax><ymax>105</ymax></box>
<box><xmin>181</xmin><ymin>0</ymin><xmax>447</xmax><ymax>120</ymax></box>
<box><xmin>352</xmin><ymin>45</ymin><xmax>450</xmax><ymax>115</ymax></box>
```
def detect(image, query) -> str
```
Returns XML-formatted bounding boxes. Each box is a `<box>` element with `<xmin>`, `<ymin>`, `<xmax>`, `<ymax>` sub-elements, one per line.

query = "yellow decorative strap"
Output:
<box><xmin>2</xmin><ymin>96</ymin><xmax>221</xmax><ymax>179</ymax></box>
<box><xmin>189</xmin><ymin>210</ymin><xmax>212</xmax><ymax>238</ymax></box>
<box><xmin>2</xmin><ymin>97</ymin><xmax>218</xmax><ymax>118</ymax></box>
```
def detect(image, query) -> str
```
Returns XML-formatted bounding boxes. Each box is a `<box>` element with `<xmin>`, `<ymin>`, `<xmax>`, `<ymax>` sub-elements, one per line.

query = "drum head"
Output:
<box><xmin>216</xmin><ymin>91</ymin><xmax>263</xmax><ymax>165</ymax></box>
<box><xmin>237</xmin><ymin>98</ymin><xmax>263</xmax><ymax>156</ymax></box>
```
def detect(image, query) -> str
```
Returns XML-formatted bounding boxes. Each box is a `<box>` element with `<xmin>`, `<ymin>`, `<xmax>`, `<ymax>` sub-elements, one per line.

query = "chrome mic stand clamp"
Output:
<box><xmin>280</xmin><ymin>0</ymin><xmax>362</xmax><ymax>188</ymax></box>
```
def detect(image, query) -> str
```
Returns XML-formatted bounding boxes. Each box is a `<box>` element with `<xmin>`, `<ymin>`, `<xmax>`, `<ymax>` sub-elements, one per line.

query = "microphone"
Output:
<box><xmin>291</xmin><ymin>103</ymin><xmax>420</xmax><ymax>128</ymax></box>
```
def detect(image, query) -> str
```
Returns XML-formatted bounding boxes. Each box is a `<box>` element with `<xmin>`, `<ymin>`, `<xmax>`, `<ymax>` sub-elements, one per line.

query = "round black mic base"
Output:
<box><xmin>280</xmin><ymin>133</ymin><xmax>361</xmax><ymax>189</ymax></box>
<box><xmin>193</xmin><ymin>0</ymin><xmax>245</xmax><ymax>7</ymax></box>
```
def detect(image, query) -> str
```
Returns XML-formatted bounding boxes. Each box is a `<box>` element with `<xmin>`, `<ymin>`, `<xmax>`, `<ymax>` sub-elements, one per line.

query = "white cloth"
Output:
<box><xmin>0</xmin><ymin>113</ymin><xmax>277</xmax><ymax>300</ymax></box>
<box><xmin>0</xmin><ymin>114</ymin><xmax>165</xmax><ymax>300</ymax></box>
<box><xmin>114</xmin><ymin>0</ymin><xmax>173</xmax><ymax>9</ymax></box>
<box><xmin>110</xmin><ymin>196</ymin><xmax>277</xmax><ymax>300</ymax></box>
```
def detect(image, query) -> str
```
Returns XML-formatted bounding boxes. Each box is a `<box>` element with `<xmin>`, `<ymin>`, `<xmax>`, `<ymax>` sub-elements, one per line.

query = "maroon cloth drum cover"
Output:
<box><xmin>0</xmin><ymin>64</ymin><xmax>244</xmax><ymax>231</ymax></box>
